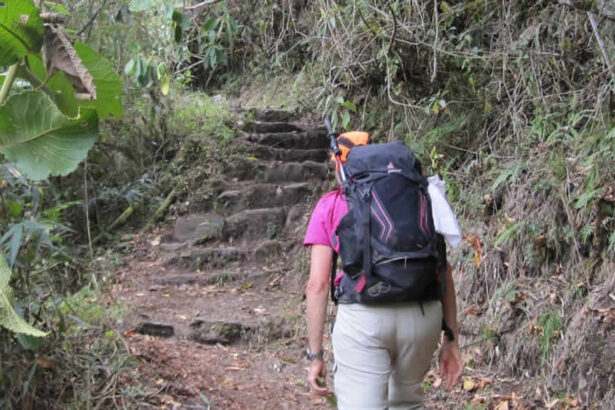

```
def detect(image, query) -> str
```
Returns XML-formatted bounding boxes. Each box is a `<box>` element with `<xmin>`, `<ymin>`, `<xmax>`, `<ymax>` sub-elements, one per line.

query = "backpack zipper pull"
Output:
<box><xmin>361</xmin><ymin>186</ymin><xmax>372</xmax><ymax>201</ymax></box>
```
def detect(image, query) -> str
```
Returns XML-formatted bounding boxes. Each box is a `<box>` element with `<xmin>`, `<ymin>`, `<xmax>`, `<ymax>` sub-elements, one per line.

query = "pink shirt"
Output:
<box><xmin>303</xmin><ymin>188</ymin><xmax>348</xmax><ymax>284</ymax></box>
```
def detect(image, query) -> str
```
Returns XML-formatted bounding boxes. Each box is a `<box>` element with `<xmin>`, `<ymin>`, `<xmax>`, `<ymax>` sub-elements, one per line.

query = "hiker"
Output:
<box><xmin>304</xmin><ymin>131</ymin><xmax>462</xmax><ymax>409</ymax></box>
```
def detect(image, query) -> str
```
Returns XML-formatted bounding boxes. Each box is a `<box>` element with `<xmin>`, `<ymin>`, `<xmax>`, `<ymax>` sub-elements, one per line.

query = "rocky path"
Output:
<box><xmin>108</xmin><ymin>109</ymin><xmax>543</xmax><ymax>410</ymax></box>
<box><xmin>112</xmin><ymin>110</ymin><xmax>334</xmax><ymax>409</ymax></box>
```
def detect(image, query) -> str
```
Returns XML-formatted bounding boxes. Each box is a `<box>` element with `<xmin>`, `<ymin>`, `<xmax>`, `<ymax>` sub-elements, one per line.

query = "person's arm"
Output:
<box><xmin>440</xmin><ymin>262</ymin><xmax>463</xmax><ymax>389</ymax></box>
<box><xmin>305</xmin><ymin>244</ymin><xmax>334</xmax><ymax>396</ymax></box>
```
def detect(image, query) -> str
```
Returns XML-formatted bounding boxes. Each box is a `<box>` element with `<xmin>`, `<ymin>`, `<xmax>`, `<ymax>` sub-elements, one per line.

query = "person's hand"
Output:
<box><xmin>307</xmin><ymin>359</ymin><xmax>332</xmax><ymax>396</ymax></box>
<box><xmin>439</xmin><ymin>339</ymin><xmax>463</xmax><ymax>389</ymax></box>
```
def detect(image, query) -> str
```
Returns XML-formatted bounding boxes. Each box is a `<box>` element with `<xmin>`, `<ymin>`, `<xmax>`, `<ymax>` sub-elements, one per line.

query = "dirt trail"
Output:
<box><xmin>112</xmin><ymin>110</ymin><xmax>334</xmax><ymax>409</ymax></box>
<box><xmin>109</xmin><ymin>110</ymin><xmax>540</xmax><ymax>409</ymax></box>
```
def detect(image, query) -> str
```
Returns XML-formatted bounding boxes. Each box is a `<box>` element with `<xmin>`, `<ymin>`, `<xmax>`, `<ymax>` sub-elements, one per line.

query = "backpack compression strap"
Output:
<box><xmin>354</xmin><ymin>183</ymin><xmax>372</xmax><ymax>294</ymax></box>
<box><xmin>362</xmin><ymin>187</ymin><xmax>372</xmax><ymax>279</ymax></box>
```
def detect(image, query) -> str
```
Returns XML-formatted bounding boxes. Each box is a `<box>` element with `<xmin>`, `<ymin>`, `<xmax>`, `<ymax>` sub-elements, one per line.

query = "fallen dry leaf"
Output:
<box><xmin>511</xmin><ymin>392</ymin><xmax>526</xmax><ymax>410</ymax></box>
<box><xmin>546</xmin><ymin>398</ymin><xmax>560</xmax><ymax>409</ymax></box>
<box><xmin>253</xmin><ymin>306</ymin><xmax>267</xmax><ymax>314</ymax></box>
<box><xmin>159</xmin><ymin>393</ymin><xmax>181</xmax><ymax>407</ymax></box>
<box><xmin>465</xmin><ymin>306</ymin><xmax>481</xmax><ymax>315</ymax></box>
<box><xmin>464</xmin><ymin>235</ymin><xmax>483</xmax><ymax>268</ymax></box>
<box><xmin>37</xmin><ymin>357</ymin><xmax>55</xmax><ymax>369</ymax></box>
<box><xmin>471</xmin><ymin>394</ymin><xmax>486</xmax><ymax>404</ymax></box>
<box><xmin>566</xmin><ymin>397</ymin><xmax>580</xmax><ymax>407</ymax></box>
<box><xmin>507</xmin><ymin>291</ymin><xmax>527</xmax><ymax>307</ymax></box>
<box><xmin>476</xmin><ymin>377</ymin><xmax>493</xmax><ymax>390</ymax></box>
<box><xmin>495</xmin><ymin>399</ymin><xmax>510</xmax><ymax>410</ymax></box>
<box><xmin>463</xmin><ymin>378</ymin><xmax>476</xmax><ymax>391</ymax></box>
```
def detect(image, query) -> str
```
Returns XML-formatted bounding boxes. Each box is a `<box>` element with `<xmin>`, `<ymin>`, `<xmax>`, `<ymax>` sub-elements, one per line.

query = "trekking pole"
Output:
<box><xmin>325</xmin><ymin>117</ymin><xmax>347</xmax><ymax>183</ymax></box>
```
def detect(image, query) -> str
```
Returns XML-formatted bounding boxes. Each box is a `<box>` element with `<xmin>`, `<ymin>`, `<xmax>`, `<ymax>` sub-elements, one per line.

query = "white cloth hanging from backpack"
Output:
<box><xmin>427</xmin><ymin>176</ymin><xmax>462</xmax><ymax>248</ymax></box>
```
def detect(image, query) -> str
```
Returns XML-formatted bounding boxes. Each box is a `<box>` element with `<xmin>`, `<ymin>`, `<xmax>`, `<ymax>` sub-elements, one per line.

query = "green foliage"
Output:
<box><xmin>0</xmin><ymin>254</ymin><xmax>47</xmax><ymax>336</ymax></box>
<box><xmin>491</xmin><ymin>282</ymin><xmax>520</xmax><ymax>305</ymax></box>
<box><xmin>537</xmin><ymin>306</ymin><xmax>562</xmax><ymax>360</ymax></box>
<box><xmin>494</xmin><ymin>221</ymin><xmax>526</xmax><ymax>247</ymax></box>
<box><xmin>0</xmin><ymin>163</ymin><xmax>78</xmax><ymax>271</ymax></box>
<box><xmin>60</xmin><ymin>288</ymin><xmax>102</xmax><ymax>326</ymax></box>
<box><xmin>73</xmin><ymin>43</ymin><xmax>123</xmax><ymax>120</ymax></box>
<box><xmin>1</xmin><ymin>220</ymin><xmax>51</xmax><ymax>267</ymax></box>
<box><xmin>0</xmin><ymin>0</ymin><xmax>44</xmax><ymax>66</ymax></box>
<box><xmin>490</xmin><ymin>161</ymin><xmax>526</xmax><ymax>192</ymax></box>
<box><xmin>198</xmin><ymin>10</ymin><xmax>239</xmax><ymax>70</ymax></box>
<box><xmin>0</xmin><ymin>1</ymin><xmax>122</xmax><ymax>182</ymax></box>
<box><xmin>128</xmin><ymin>0</ymin><xmax>167</xmax><ymax>12</ymax></box>
<box><xmin>172</xmin><ymin>9</ymin><xmax>191</xmax><ymax>44</ymax></box>
<box><xmin>575</xmin><ymin>187</ymin><xmax>603</xmax><ymax>210</ymax></box>
<box><xmin>425</xmin><ymin>94</ymin><xmax>448</xmax><ymax>116</ymax></box>
<box><xmin>124</xmin><ymin>55</ymin><xmax>170</xmax><ymax>95</ymax></box>
<box><xmin>25</xmin><ymin>44</ymin><xmax>122</xmax><ymax>121</ymax></box>
<box><xmin>166</xmin><ymin>91</ymin><xmax>234</xmax><ymax>140</ymax></box>
<box><xmin>320</xmin><ymin>94</ymin><xmax>356</xmax><ymax>130</ymax></box>
<box><xmin>0</xmin><ymin>91</ymin><xmax>98</xmax><ymax>180</ymax></box>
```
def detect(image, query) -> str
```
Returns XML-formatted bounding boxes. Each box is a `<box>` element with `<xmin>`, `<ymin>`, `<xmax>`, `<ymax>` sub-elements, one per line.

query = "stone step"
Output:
<box><xmin>133</xmin><ymin>322</ymin><xmax>175</xmax><ymax>338</ymax></box>
<box><xmin>250</xmin><ymin>108</ymin><xmax>296</xmax><ymax>122</ymax></box>
<box><xmin>162</xmin><ymin>240</ymin><xmax>291</xmax><ymax>273</ymax></box>
<box><xmin>238</xmin><ymin>141</ymin><xmax>328</xmax><ymax>163</ymax></box>
<box><xmin>153</xmin><ymin>268</ymin><xmax>244</xmax><ymax>287</ymax></box>
<box><xmin>164</xmin><ymin>246</ymin><xmax>247</xmax><ymax>270</ymax></box>
<box><xmin>245</xmin><ymin>129</ymin><xmax>328</xmax><ymax>150</ymax></box>
<box><xmin>223</xmin><ymin>207</ymin><xmax>287</xmax><ymax>242</ymax></box>
<box><xmin>247</xmin><ymin>121</ymin><xmax>303</xmax><ymax>134</ymax></box>
<box><xmin>222</xmin><ymin>158</ymin><xmax>328</xmax><ymax>183</ymax></box>
<box><xmin>189</xmin><ymin>316</ymin><xmax>294</xmax><ymax>345</ymax></box>
<box><xmin>215</xmin><ymin>182</ymin><xmax>314</xmax><ymax>214</ymax></box>
<box><xmin>168</xmin><ymin>213</ymin><xmax>225</xmax><ymax>244</ymax></box>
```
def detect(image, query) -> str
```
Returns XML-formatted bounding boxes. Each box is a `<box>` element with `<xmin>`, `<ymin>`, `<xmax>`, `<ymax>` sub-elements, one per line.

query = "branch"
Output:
<box><xmin>555</xmin><ymin>0</ymin><xmax>615</xmax><ymax>22</ymax></box>
<box><xmin>387</xmin><ymin>4</ymin><xmax>397</xmax><ymax>55</ymax></box>
<box><xmin>185</xmin><ymin>0</ymin><xmax>223</xmax><ymax>10</ymax></box>
<box><xmin>385</xmin><ymin>60</ymin><xmax>423</xmax><ymax>110</ymax></box>
<box><xmin>588</xmin><ymin>12</ymin><xmax>615</xmax><ymax>75</ymax></box>
<box><xmin>431</xmin><ymin>0</ymin><xmax>439</xmax><ymax>83</ymax></box>
<box><xmin>92</xmin><ymin>203</ymin><xmax>141</xmax><ymax>244</ymax></box>
<box><xmin>0</xmin><ymin>63</ymin><xmax>19</xmax><ymax>105</ymax></box>
<box><xmin>142</xmin><ymin>183</ymin><xmax>182</xmax><ymax>232</ymax></box>
<box><xmin>76</xmin><ymin>0</ymin><xmax>110</xmax><ymax>37</ymax></box>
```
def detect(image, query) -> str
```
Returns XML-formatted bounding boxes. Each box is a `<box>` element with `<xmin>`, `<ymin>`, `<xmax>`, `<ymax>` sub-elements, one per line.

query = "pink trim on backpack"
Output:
<box><xmin>370</xmin><ymin>204</ymin><xmax>387</xmax><ymax>241</ymax></box>
<box><xmin>354</xmin><ymin>274</ymin><xmax>366</xmax><ymax>293</ymax></box>
<box><xmin>372</xmin><ymin>192</ymin><xmax>393</xmax><ymax>242</ymax></box>
<box><xmin>419</xmin><ymin>193</ymin><xmax>429</xmax><ymax>236</ymax></box>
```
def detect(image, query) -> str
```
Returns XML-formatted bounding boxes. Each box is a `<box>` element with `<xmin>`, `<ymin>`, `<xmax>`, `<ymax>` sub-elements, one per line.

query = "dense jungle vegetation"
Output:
<box><xmin>1</xmin><ymin>0</ymin><xmax>614</xmax><ymax>408</ymax></box>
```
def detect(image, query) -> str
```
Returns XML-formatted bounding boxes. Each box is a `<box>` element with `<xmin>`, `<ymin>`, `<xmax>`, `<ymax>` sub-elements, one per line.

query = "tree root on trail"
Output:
<box><xmin>92</xmin><ymin>203</ymin><xmax>140</xmax><ymax>244</ymax></box>
<box><xmin>142</xmin><ymin>183</ymin><xmax>183</xmax><ymax>232</ymax></box>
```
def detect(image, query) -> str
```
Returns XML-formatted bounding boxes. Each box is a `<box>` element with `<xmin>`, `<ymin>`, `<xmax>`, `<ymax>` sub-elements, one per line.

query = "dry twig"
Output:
<box><xmin>185</xmin><ymin>0</ymin><xmax>223</xmax><ymax>10</ymax></box>
<box><xmin>587</xmin><ymin>12</ymin><xmax>615</xmax><ymax>77</ymax></box>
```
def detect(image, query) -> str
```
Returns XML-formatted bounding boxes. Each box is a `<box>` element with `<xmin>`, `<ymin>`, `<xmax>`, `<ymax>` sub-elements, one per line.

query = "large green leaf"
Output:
<box><xmin>0</xmin><ymin>254</ymin><xmax>47</xmax><ymax>336</ymax></box>
<box><xmin>25</xmin><ymin>53</ymin><xmax>81</xmax><ymax>115</ymax></box>
<box><xmin>0</xmin><ymin>90</ymin><xmax>98</xmax><ymax>180</ymax></box>
<box><xmin>25</xmin><ymin>44</ymin><xmax>122</xmax><ymax>120</ymax></box>
<box><xmin>0</xmin><ymin>0</ymin><xmax>44</xmax><ymax>65</ymax></box>
<box><xmin>74</xmin><ymin>43</ymin><xmax>122</xmax><ymax>119</ymax></box>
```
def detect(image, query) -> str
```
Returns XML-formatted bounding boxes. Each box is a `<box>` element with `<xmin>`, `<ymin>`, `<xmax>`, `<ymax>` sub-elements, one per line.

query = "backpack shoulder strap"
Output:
<box><xmin>330</xmin><ymin>253</ymin><xmax>338</xmax><ymax>304</ymax></box>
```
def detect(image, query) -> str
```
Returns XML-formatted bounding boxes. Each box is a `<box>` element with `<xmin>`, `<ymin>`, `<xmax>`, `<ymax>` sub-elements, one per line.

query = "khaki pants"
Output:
<box><xmin>332</xmin><ymin>301</ymin><xmax>442</xmax><ymax>410</ymax></box>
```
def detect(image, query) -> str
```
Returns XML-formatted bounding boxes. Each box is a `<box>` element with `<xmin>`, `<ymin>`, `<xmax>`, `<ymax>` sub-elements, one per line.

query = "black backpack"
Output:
<box><xmin>333</xmin><ymin>141</ymin><xmax>444</xmax><ymax>305</ymax></box>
